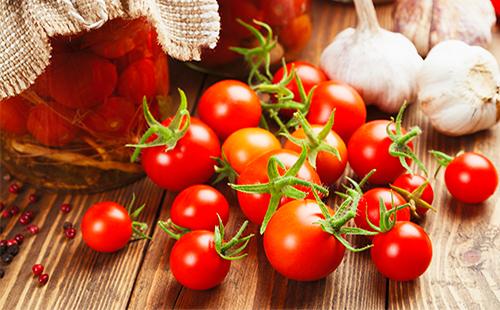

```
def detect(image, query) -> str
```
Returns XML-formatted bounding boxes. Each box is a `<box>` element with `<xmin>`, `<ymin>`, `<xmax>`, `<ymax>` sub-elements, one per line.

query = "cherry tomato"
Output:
<box><xmin>171</xmin><ymin>185</ymin><xmax>230</xmax><ymax>230</ymax></box>
<box><xmin>355</xmin><ymin>188</ymin><xmax>410</xmax><ymax>233</ymax></box>
<box><xmin>272</xmin><ymin>61</ymin><xmax>327</xmax><ymax>118</ymax></box>
<box><xmin>141</xmin><ymin>117</ymin><xmax>220</xmax><ymax>191</ymax></box>
<box><xmin>392</xmin><ymin>174</ymin><xmax>434</xmax><ymax>216</ymax></box>
<box><xmin>371</xmin><ymin>221</ymin><xmax>432</xmax><ymax>281</ymax></box>
<box><xmin>308</xmin><ymin>81</ymin><xmax>366</xmax><ymax>142</ymax></box>
<box><xmin>264</xmin><ymin>199</ymin><xmax>345</xmax><ymax>281</ymax></box>
<box><xmin>348</xmin><ymin>120</ymin><xmax>412</xmax><ymax>185</ymax></box>
<box><xmin>48</xmin><ymin>52</ymin><xmax>117</xmax><ymax>109</ymax></box>
<box><xmin>83</xmin><ymin>97</ymin><xmax>136</xmax><ymax>137</ymax></box>
<box><xmin>170</xmin><ymin>230</ymin><xmax>230</xmax><ymax>290</ymax></box>
<box><xmin>27</xmin><ymin>104</ymin><xmax>78</xmax><ymax>147</ymax></box>
<box><xmin>118</xmin><ymin>58</ymin><xmax>157</xmax><ymax>105</ymax></box>
<box><xmin>197</xmin><ymin>80</ymin><xmax>262</xmax><ymax>140</ymax></box>
<box><xmin>222</xmin><ymin>127</ymin><xmax>281</xmax><ymax>174</ymax></box>
<box><xmin>443</xmin><ymin>152</ymin><xmax>498</xmax><ymax>204</ymax></box>
<box><xmin>81</xmin><ymin>202</ymin><xmax>133</xmax><ymax>253</ymax></box>
<box><xmin>0</xmin><ymin>97</ymin><xmax>31</xmax><ymax>135</ymax></box>
<box><xmin>284</xmin><ymin>125</ymin><xmax>347</xmax><ymax>184</ymax></box>
<box><xmin>236</xmin><ymin>149</ymin><xmax>321</xmax><ymax>225</ymax></box>
<box><xmin>491</xmin><ymin>0</ymin><xmax>500</xmax><ymax>16</ymax></box>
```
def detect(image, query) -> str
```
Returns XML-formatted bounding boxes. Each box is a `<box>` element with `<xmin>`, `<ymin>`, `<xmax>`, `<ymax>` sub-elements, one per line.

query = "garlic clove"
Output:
<box><xmin>394</xmin><ymin>0</ymin><xmax>496</xmax><ymax>56</ymax></box>
<box><xmin>417</xmin><ymin>40</ymin><xmax>499</xmax><ymax>136</ymax></box>
<box><xmin>320</xmin><ymin>0</ymin><xmax>423</xmax><ymax>114</ymax></box>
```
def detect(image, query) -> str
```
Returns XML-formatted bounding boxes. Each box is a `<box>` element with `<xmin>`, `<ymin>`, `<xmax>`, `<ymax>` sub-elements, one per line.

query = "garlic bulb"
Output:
<box><xmin>417</xmin><ymin>40</ymin><xmax>499</xmax><ymax>136</ymax></box>
<box><xmin>393</xmin><ymin>0</ymin><xmax>496</xmax><ymax>56</ymax></box>
<box><xmin>320</xmin><ymin>0</ymin><xmax>423</xmax><ymax>114</ymax></box>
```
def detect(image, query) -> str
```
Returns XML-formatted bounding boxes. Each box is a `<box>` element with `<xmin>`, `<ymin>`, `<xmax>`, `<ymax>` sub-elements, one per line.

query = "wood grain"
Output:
<box><xmin>1</xmin><ymin>1</ymin><xmax>499</xmax><ymax>310</ymax></box>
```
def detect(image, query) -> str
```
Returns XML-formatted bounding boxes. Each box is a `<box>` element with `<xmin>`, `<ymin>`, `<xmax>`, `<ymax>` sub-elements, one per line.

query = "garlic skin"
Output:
<box><xmin>393</xmin><ymin>0</ymin><xmax>496</xmax><ymax>56</ymax></box>
<box><xmin>320</xmin><ymin>0</ymin><xmax>423</xmax><ymax>114</ymax></box>
<box><xmin>417</xmin><ymin>40</ymin><xmax>500</xmax><ymax>136</ymax></box>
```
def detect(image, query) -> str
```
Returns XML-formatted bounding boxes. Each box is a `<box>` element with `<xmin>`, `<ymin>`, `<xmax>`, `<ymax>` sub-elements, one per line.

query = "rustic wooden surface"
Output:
<box><xmin>1</xmin><ymin>1</ymin><xmax>499</xmax><ymax>309</ymax></box>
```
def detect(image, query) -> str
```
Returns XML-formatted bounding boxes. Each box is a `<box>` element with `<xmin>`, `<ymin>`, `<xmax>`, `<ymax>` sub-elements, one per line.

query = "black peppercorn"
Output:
<box><xmin>7</xmin><ymin>244</ymin><xmax>19</xmax><ymax>256</ymax></box>
<box><xmin>1</xmin><ymin>253</ymin><xmax>13</xmax><ymax>264</ymax></box>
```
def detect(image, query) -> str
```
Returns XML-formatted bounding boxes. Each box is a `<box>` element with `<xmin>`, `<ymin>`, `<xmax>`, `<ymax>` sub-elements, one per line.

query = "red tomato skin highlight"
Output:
<box><xmin>264</xmin><ymin>200</ymin><xmax>345</xmax><ymax>281</ymax></box>
<box><xmin>170</xmin><ymin>185</ymin><xmax>230</xmax><ymax>230</ymax></box>
<box><xmin>141</xmin><ymin>117</ymin><xmax>220</xmax><ymax>192</ymax></box>
<box><xmin>0</xmin><ymin>97</ymin><xmax>31</xmax><ymax>135</ymax></box>
<box><xmin>444</xmin><ymin>153</ymin><xmax>498</xmax><ymax>204</ymax></box>
<box><xmin>392</xmin><ymin>174</ymin><xmax>434</xmax><ymax>216</ymax></box>
<box><xmin>170</xmin><ymin>231</ymin><xmax>230</xmax><ymax>290</ymax></box>
<box><xmin>236</xmin><ymin>149</ymin><xmax>322</xmax><ymax>225</ymax></box>
<box><xmin>308</xmin><ymin>81</ymin><xmax>366</xmax><ymax>142</ymax></box>
<box><xmin>197</xmin><ymin>80</ymin><xmax>262</xmax><ymax>140</ymax></box>
<box><xmin>348</xmin><ymin>120</ymin><xmax>412</xmax><ymax>185</ymax></box>
<box><xmin>355</xmin><ymin>188</ymin><xmax>410</xmax><ymax>234</ymax></box>
<box><xmin>81</xmin><ymin>202</ymin><xmax>133</xmax><ymax>253</ymax></box>
<box><xmin>371</xmin><ymin>221</ymin><xmax>432</xmax><ymax>281</ymax></box>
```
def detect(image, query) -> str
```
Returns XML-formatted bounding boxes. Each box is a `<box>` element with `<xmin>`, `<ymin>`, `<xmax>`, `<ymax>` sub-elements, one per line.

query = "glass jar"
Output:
<box><xmin>0</xmin><ymin>18</ymin><xmax>169</xmax><ymax>192</ymax></box>
<box><xmin>197</xmin><ymin>0</ymin><xmax>312</xmax><ymax>74</ymax></box>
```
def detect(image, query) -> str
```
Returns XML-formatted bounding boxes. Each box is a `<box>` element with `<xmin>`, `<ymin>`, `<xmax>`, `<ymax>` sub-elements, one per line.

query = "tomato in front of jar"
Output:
<box><xmin>27</xmin><ymin>104</ymin><xmax>78</xmax><ymax>147</ymax></box>
<box><xmin>0</xmin><ymin>97</ymin><xmax>31</xmax><ymax>135</ymax></box>
<box><xmin>118</xmin><ymin>58</ymin><xmax>157</xmax><ymax>105</ymax></box>
<box><xmin>141</xmin><ymin>117</ymin><xmax>220</xmax><ymax>191</ymax></box>
<box><xmin>491</xmin><ymin>0</ymin><xmax>500</xmax><ymax>16</ymax></box>
<box><xmin>236</xmin><ymin>149</ymin><xmax>321</xmax><ymax>225</ymax></box>
<box><xmin>83</xmin><ymin>96</ymin><xmax>136</xmax><ymax>137</ymax></box>
<box><xmin>371</xmin><ymin>221</ymin><xmax>432</xmax><ymax>281</ymax></box>
<box><xmin>197</xmin><ymin>80</ymin><xmax>262</xmax><ymax>140</ymax></box>
<box><xmin>48</xmin><ymin>51</ymin><xmax>117</xmax><ymax>109</ymax></box>
<box><xmin>308</xmin><ymin>81</ymin><xmax>366</xmax><ymax>142</ymax></box>
<box><xmin>354</xmin><ymin>188</ymin><xmax>410</xmax><ymax>234</ymax></box>
<box><xmin>263</xmin><ymin>199</ymin><xmax>345</xmax><ymax>281</ymax></box>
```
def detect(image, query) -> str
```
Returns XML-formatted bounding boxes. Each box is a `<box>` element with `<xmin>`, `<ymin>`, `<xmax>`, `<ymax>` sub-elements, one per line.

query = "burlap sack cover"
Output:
<box><xmin>0</xmin><ymin>0</ymin><xmax>220</xmax><ymax>100</ymax></box>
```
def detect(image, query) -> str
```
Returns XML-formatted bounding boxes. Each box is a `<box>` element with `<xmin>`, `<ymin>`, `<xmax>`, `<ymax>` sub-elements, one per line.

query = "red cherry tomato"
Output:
<box><xmin>308</xmin><ymin>81</ymin><xmax>366</xmax><ymax>142</ymax></box>
<box><xmin>392</xmin><ymin>174</ymin><xmax>434</xmax><ymax>216</ymax></box>
<box><xmin>81</xmin><ymin>202</ymin><xmax>133</xmax><ymax>253</ymax></box>
<box><xmin>197</xmin><ymin>80</ymin><xmax>262</xmax><ymax>140</ymax></box>
<box><xmin>272</xmin><ymin>61</ymin><xmax>327</xmax><ymax>118</ymax></box>
<box><xmin>236</xmin><ymin>149</ymin><xmax>321</xmax><ymax>225</ymax></box>
<box><xmin>443</xmin><ymin>152</ymin><xmax>498</xmax><ymax>204</ymax></box>
<box><xmin>284</xmin><ymin>125</ymin><xmax>347</xmax><ymax>184</ymax></box>
<box><xmin>0</xmin><ymin>97</ymin><xmax>31</xmax><ymax>135</ymax></box>
<box><xmin>48</xmin><ymin>52</ymin><xmax>117</xmax><ymax>109</ymax></box>
<box><xmin>141</xmin><ymin>117</ymin><xmax>220</xmax><ymax>191</ymax></box>
<box><xmin>264</xmin><ymin>199</ymin><xmax>345</xmax><ymax>281</ymax></box>
<box><xmin>371</xmin><ymin>221</ymin><xmax>432</xmax><ymax>281</ymax></box>
<box><xmin>222</xmin><ymin>127</ymin><xmax>281</xmax><ymax>174</ymax></box>
<box><xmin>348</xmin><ymin>120</ymin><xmax>412</xmax><ymax>184</ymax></box>
<box><xmin>118</xmin><ymin>58</ymin><xmax>156</xmax><ymax>105</ymax></box>
<box><xmin>170</xmin><ymin>230</ymin><xmax>230</xmax><ymax>290</ymax></box>
<box><xmin>27</xmin><ymin>104</ymin><xmax>78</xmax><ymax>147</ymax></box>
<box><xmin>83</xmin><ymin>97</ymin><xmax>136</xmax><ymax>137</ymax></box>
<box><xmin>355</xmin><ymin>188</ymin><xmax>410</xmax><ymax>233</ymax></box>
<box><xmin>491</xmin><ymin>0</ymin><xmax>500</xmax><ymax>16</ymax></box>
<box><xmin>170</xmin><ymin>185</ymin><xmax>230</xmax><ymax>230</ymax></box>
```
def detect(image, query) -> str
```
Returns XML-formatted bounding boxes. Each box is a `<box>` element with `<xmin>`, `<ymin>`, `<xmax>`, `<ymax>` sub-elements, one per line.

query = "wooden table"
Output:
<box><xmin>1</xmin><ymin>1</ymin><xmax>499</xmax><ymax>309</ymax></box>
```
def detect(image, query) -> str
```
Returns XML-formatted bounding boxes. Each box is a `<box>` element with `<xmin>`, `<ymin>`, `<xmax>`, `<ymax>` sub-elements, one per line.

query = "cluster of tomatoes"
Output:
<box><xmin>202</xmin><ymin>0</ymin><xmax>312</xmax><ymax>67</ymax></box>
<box><xmin>0</xmin><ymin>18</ymin><xmax>168</xmax><ymax>147</ymax></box>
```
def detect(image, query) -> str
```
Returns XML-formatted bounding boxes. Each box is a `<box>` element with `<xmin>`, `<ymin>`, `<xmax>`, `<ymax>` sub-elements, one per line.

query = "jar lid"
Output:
<box><xmin>0</xmin><ymin>0</ymin><xmax>220</xmax><ymax>99</ymax></box>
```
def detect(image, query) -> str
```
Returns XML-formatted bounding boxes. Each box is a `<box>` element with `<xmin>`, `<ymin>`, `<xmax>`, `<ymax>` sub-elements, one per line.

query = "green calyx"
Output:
<box><xmin>212</xmin><ymin>153</ymin><xmax>239</xmax><ymax>185</ymax></box>
<box><xmin>214</xmin><ymin>217</ymin><xmax>254</xmax><ymax>261</ymax></box>
<box><xmin>231</xmin><ymin>20</ymin><xmax>313</xmax><ymax>135</ymax></box>
<box><xmin>283</xmin><ymin>110</ymin><xmax>340</xmax><ymax>169</ymax></box>
<box><xmin>429</xmin><ymin>150</ymin><xmax>458</xmax><ymax>177</ymax></box>
<box><xmin>314</xmin><ymin>171</ymin><xmax>378</xmax><ymax>252</ymax></box>
<box><xmin>230</xmin><ymin>147</ymin><xmax>329</xmax><ymax>235</ymax></box>
<box><xmin>127</xmin><ymin>194</ymin><xmax>151</xmax><ymax>241</ymax></box>
<box><xmin>158</xmin><ymin>218</ymin><xmax>191</xmax><ymax>240</ymax></box>
<box><xmin>127</xmin><ymin>89</ymin><xmax>190</xmax><ymax>162</ymax></box>
<box><xmin>390</xmin><ymin>180</ymin><xmax>436</xmax><ymax>219</ymax></box>
<box><xmin>387</xmin><ymin>102</ymin><xmax>428</xmax><ymax>177</ymax></box>
<box><xmin>365</xmin><ymin>195</ymin><xmax>411</xmax><ymax>234</ymax></box>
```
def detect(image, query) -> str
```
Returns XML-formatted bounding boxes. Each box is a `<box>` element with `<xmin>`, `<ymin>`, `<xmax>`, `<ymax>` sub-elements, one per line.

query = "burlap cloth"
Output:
<box><xmin>0</xmin><ymin>0</ymin><xmax>220</xmax><ymax>100</ymax></box>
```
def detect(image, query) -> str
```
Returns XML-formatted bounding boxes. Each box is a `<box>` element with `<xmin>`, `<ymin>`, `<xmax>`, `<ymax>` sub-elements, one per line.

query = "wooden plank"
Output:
<box><xmin>0</xmin><ymin>60</ymin><xmax>204</xmax><ymax>309</ymax></box>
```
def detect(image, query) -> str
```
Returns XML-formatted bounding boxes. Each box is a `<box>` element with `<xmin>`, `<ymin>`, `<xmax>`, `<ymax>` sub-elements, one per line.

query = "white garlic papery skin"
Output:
<box><xmin>417</xmin><ymin>40</ymin><xmax>500</xmax><ymax>136</ymax></box>
<box><xmin>320</xmin><ymin>0</ymin><xmax>423</xmax><ymax>114</ymax></box>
